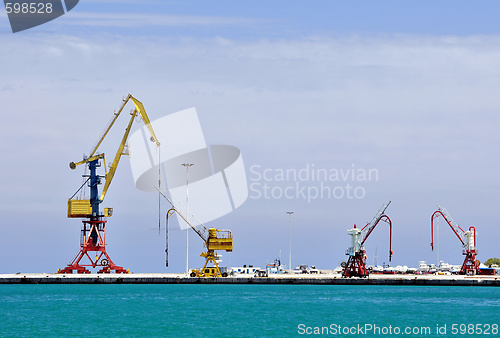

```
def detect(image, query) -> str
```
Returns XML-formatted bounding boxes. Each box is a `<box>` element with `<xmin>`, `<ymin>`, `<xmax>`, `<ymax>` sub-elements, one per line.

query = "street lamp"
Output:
<box><xmin>182</xmin><ymin>163</ymin><xmax>194</xmax><ymax>275</ymax></box>
<box><xmin>287</xmin><ymin>211</ymin><xmax>294</xmax><ymax>273</ymax></box>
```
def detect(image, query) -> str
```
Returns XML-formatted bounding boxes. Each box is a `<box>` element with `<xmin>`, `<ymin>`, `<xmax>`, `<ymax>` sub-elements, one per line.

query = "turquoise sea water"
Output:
<box><xmin>0</xmin><ymin>284</ymin><xmax>499</xmax><ymax>337</ymax></box>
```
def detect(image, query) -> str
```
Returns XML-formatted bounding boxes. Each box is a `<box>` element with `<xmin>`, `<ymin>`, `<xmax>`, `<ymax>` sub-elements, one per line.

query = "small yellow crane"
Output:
<box><xmin>158</xmin><ymin>190</ymin><xmax>233</xmax><ymax>277</ymax></box>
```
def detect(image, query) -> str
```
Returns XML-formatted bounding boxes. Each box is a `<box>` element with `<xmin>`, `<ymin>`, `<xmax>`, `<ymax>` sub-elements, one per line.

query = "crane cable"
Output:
<box><xmin>78</xmin><ymin>163</ymin><xmax>89</xmax><ymax>200</ymax></box>
<box><xmin>158</xmin><ymin>145</ymin><xmax>161</xmax><ymax>235</ymax></box>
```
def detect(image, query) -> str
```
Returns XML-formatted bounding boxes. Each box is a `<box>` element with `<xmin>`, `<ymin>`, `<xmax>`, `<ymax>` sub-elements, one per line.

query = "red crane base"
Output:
<box><xmin>342</xmin><ymin>252</ymin><xmax>368</xmax><ymax>278</ymax></box>
<box><xmin>460</xmin><ymin>250</ymin><xmax>481</xmax><ymax>275</ymax></box>
<box><xmin>58</xmin><ymin>219</ymin><xmax>128</xmax><ymax>274</ymax></box>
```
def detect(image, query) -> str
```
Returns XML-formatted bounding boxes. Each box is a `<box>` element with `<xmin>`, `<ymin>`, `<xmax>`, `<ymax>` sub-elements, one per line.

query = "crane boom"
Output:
<box><xmin>68</xmin><ymin>94</ymin><xmax>160</xmax><ymax>218</ymax></box>
<box><xmin>361</xmin><ymin>200</ymin><xmax>391</xmax><ymax>245</ymax></box>
<box><xmin>99</xmin><ymin>107</ymin><xmax>136</xmax><ymax>201</ymax></box>
<box><xmin>157</xmin><ymin>188</ymin><xmax>207</xmax><ymax>243</ymax></box>
<box><xmin>89</xmin><ymin>94</ymin><xmax>160</xmax><ymax>158</ymax></box>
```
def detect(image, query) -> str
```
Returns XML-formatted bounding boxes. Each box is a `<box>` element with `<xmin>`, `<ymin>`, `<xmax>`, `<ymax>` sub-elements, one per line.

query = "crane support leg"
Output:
<box><xmin>200</xmin><ymin>251</ymin><xmax>223</xmax><ymax>277</ymax></box>
<box><xmin>461</xmin><ymin>250</ymin><xmax>480</xmax><ymax>275</ymax></box>
<box><xmin>342</xmin><ymin>251</ymin><xmax>368</xmax><ymax>278</ymax></box>
<box><xmin>58</xmin><ymin>219</ymin><xmax>128</xmax><ymax>274</ymax></box>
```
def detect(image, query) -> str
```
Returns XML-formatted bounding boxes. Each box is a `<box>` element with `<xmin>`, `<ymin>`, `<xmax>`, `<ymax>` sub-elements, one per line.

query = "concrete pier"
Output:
<box><xmin>1</xmin><ymin>273</ymin><xmax>499</xmax><ymax>286</ymax></box>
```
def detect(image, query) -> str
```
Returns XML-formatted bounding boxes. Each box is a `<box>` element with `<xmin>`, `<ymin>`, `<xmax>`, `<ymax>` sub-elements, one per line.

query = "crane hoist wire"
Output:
<box><xmin>158</xmin><ymin>147</ymin><xmax>161</xmax><ymax>234</ymax></box>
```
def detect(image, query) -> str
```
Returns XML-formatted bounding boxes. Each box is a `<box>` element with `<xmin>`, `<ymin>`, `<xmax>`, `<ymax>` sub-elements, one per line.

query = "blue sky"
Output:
<box><xmin>1</xmin><ymin>1</ymin><xmax>499</xmax><ymax>273</ymax></box>
<box><xmin>4</xmin><ymin>1</ymin><xmax>500</xmax><ymax>36</ymax></box>
<box><xmin>77</xmin><ymin>1</ymin><xmax>500</xmax><ymax>36</ymax></box>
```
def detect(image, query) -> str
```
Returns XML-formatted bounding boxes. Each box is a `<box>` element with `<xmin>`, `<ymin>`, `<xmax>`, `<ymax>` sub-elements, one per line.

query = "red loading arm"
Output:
<box><xmin>361</xmin><ymin>214</ymin><xmax>393</xmax><ymax>262</ymax></box>
<box><xmin>430</xmin><ymin>209</ymin><xmax>465</xmax><ymax>251</ymax></box>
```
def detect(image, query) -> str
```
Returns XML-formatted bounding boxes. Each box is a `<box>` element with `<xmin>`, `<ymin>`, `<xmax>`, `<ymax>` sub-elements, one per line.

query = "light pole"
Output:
<box><xmin>436</xmin><ymin>216</ymin><xmax>440</xmax><ymax>268</ymax></box>
<box><xmin>182</xmin><ymin>163</ymin><xmax>193</xmax><ymax>275</ymax></box>
<box><xmin>287</xmin><ymin>211</ymin><xmax>294</xmax><ymax>273</ymax></box>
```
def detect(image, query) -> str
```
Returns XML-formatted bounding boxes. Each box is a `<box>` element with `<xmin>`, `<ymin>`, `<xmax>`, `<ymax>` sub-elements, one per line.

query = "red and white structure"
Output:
<box><xmin>431</xmin><ymin>205</ymin><xmax>480</xmax><ymax>275</ymax></box>
<box><xmin>342</xmin><ymin>201</ymin><xmax>393</xmax><ymax>278</ymax></box>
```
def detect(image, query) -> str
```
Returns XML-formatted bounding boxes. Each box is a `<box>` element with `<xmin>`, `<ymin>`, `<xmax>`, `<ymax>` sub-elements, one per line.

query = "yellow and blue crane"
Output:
<box><xmin>59</xmin><ymin>94</ymin><xmax>160</xmax><ymax>274</ymax></box>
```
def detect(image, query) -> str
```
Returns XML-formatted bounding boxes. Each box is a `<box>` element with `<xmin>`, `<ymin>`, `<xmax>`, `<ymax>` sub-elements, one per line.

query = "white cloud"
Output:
<box><xmin>2</xmin><ymin>33</ymin><xmax>499</xmax><ymax>186</ymax></box>
<box><xmin>61</xmin><ymin>11</ymin><xmax>264</xmax><ymax>28</ymax></box>
<box><xmin>1</xmin><ymin>32</ymin><xmax>499</xmax><ymax>272</ymax></box>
